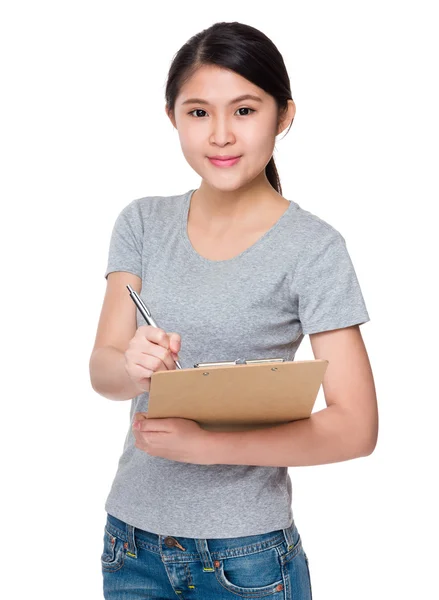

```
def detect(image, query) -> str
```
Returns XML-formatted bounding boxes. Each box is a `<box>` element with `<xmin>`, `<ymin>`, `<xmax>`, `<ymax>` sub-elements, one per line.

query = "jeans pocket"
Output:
<box><xmin>214</xmin><ymin>545</ymin><xmax>285</xmax><ymax>597</ymax></box>
<box><xmin>303</xmin><ymin>552</ymin><xmax>313</xmax><ymax>600</ymax></box>
<box><xmin>101</xmin><ymin>528</ymin><xmax>125</xmax><ymax>573</ymax></box>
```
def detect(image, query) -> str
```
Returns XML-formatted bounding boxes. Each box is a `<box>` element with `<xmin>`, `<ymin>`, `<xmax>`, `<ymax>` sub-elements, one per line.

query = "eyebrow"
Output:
<box><xmin>181</xmin><ymin>94</ymin><xmax>263</xmax><ymax>106</ymax></box>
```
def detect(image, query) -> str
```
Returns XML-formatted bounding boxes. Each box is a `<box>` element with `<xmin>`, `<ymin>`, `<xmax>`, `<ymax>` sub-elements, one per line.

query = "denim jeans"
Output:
<box><xmin>101</xmin><ymin>512</ymin><xmax>313</xmax><ymax>599</ymax></box>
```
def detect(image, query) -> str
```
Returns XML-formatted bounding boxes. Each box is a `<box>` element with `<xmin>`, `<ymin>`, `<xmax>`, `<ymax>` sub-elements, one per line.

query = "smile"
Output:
<box><xmin>208</xmin><ymin>156</ymin><xmax>241</xmax><ymax>168</ymax></box>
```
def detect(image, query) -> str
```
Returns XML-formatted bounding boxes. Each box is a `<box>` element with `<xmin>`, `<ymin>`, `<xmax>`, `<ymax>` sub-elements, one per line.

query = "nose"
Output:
<box><xmin>209</xmin><ymin>116</ymin><xmax>236</xmax><ymax>146</ymax></box>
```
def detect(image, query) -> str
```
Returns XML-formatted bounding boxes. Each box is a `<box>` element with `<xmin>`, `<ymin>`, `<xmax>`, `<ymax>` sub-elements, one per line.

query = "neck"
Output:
<box><xmin>192</xmin><ymin>177</ymin><xmax>281</xmax><ymax>222</ymax></box>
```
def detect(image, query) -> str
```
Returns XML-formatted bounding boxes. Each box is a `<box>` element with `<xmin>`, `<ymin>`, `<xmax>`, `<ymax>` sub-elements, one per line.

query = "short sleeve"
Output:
<box><xmin>104</xmin><ymin>200</ymin><xmax>143</xmax><ymax>280</ymax></box>
<box><xmin>294</xmin><ymin>231</ymin><xmax>370</xmax><ymax>335</ymax></box>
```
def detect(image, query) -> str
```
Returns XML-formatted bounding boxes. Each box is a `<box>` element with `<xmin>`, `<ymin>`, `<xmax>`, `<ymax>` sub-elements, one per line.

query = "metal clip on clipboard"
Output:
<box><xmin>194</xmin><ymin>358</ymin><xmax>286</xmax><ymax>368</ymax></box>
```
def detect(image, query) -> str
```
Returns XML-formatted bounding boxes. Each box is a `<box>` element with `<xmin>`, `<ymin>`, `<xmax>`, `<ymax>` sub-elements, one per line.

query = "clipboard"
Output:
<box><xmin>147</xmin><ymin>358</ymin><xmax>328</xmax><ymax>432</ymax></box>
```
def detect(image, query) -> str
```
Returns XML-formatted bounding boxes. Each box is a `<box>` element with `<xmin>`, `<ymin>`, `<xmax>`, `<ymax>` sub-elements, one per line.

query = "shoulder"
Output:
<box><xmin>115</xmin><ymin>190</ymin><xmax>188</xmax><ymax>225</ymax></box>
<box><xmin>134</xmin><ymin>189</ymin><xmax>189</xmax><ymax>211</ymax></box>
<box><xmin>288</xmin><ymin>200</ymin><xmax>345</xmax><ymax>250</ymax></box>
<box><xmin>126</xmin><ymin>190</ymin><xmax>189</xmax><ymax>219</ymax></box>
<box><xmin>291</xmin><ymin>200</ymin><xmax>343</xmax><ymax>240</ymax></box>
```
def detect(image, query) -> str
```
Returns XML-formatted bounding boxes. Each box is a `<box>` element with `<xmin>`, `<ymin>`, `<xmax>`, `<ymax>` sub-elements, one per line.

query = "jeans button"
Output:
<box><xmin>164</xmin><ymin>536</ymin><xmax>176</xmax><ymax>547</ymax></box>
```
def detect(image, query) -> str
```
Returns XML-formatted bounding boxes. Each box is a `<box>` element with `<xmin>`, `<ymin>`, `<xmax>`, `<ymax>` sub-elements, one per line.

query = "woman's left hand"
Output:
<box><xmin>132</xmin><ymin>412</ymin><xmax>212</xmax><ymax>464</ymax></box>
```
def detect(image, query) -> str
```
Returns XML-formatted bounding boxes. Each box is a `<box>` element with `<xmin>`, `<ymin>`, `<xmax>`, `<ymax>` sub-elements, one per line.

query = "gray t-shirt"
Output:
<box><xmin>103</xmin><ymin>188</ymin><xmax>370</xmax><ymax>538</ymax></box>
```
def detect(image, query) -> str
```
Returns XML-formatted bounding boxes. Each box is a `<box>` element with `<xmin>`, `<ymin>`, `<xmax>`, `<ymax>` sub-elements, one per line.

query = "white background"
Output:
<box><xmin>1</xmin><ymin>1</ymin><xmax>437</xmax><ymax>598</ymax></box>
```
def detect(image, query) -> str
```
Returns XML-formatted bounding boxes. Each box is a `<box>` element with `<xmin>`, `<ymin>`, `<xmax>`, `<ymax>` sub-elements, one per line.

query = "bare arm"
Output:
<box><xmin>89</xmin><ymin>272</ymin><xmax>147</xmax><ymax>401</ymax></box>
<box><xmin>89</xmin><ymin>346</ymin><xmax>147</xmax><ymax>401</ymax></box>
<box><xmin>203</xmin><ymin>325</ymin><xmax>378</xmax><ymax>466</ymax></box>
<box><xmin>204</xmin><ymin>403</ymin><xmax>371</xmax><ymax>467</ymax></box>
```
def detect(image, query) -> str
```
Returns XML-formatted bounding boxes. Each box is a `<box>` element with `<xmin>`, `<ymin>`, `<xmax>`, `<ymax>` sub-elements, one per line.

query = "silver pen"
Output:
<box><xmin>126</xmin><ymin>284</ymin><xmax>182</xmax><ymax>369</ymax></box>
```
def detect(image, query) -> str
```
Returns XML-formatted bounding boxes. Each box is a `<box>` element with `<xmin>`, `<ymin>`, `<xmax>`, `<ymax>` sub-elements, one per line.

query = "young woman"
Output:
<box><xmin>90</xmin><ymin>21</ymin><xmax>378</xmax><ymax>600</ymax></box>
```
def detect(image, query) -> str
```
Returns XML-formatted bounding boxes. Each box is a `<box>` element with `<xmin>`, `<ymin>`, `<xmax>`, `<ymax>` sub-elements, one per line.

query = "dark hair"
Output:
<box><xmin>165</xmin><ymin>21</ymin><xmax>294</xmax><ymax>195</ymax></box>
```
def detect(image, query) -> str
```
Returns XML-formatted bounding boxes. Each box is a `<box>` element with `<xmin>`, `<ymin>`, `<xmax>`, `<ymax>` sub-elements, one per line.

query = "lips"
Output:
<box><xmin>208</xmin><ymin>156</ymin><xmax>241</xmax><ymax>167</ymax></box>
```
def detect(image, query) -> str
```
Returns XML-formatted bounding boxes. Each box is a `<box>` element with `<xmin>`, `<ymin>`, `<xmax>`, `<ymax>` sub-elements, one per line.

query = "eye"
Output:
<box><xmin>236</xmin><ymin>107</ymin><xmax>255</xmax><ymax>116</ymax></box>
<box><xmin>187</xmin><ymin>107</ymin><xmax>255</xmax><ymax>118</ymax></box>
<box><xmin>188</xmin><ymin>109</ymin><xmax>208</xmax><ymax>118</ymax></box>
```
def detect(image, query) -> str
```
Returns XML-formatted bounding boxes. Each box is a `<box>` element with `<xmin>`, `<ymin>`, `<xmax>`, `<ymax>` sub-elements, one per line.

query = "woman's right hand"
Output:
<box><xmin>124</xmin><ymin>325</ymin><xmax>181</xmax><ymax>393</ymax></box>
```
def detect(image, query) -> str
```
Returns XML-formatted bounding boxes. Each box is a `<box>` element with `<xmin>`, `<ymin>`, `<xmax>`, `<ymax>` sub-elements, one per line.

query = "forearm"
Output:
<box><xmin>204</xmin><ymin>405</ymin><xmax>375</xmax><ymax>467</ymax></box>
<box><xmin>89</xmin><ymin>346</ymin><xmax>147</xmax><ymax>401</ymax></box>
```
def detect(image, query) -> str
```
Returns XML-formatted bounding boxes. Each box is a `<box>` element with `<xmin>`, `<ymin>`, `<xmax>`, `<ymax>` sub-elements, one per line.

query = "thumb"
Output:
<box><xmin>168</xmin><ymin>332</ymin><xmax>181</xmax><ymax>355</ymax></box>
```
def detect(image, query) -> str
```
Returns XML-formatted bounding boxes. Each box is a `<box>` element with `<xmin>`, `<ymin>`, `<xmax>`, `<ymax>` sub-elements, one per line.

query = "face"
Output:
<box><xmin>167</xmin><ymin>65</ymin><xmax>294</xmax><ymax>192</ymax></box>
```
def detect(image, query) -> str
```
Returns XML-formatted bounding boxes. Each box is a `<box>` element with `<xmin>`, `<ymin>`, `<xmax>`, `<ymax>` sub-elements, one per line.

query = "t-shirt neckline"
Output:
<box><xmin>179</xmin><ymin>188</ymin><xmax>295</xmax><ymax>265</ymax></box>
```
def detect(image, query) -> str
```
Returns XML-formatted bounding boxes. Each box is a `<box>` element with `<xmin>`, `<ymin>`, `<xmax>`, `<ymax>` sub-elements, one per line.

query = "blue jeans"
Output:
<box><xmin>101</xmin><ymin>512</ymin><xmax>313</xmax><ymax>599</ymax></box>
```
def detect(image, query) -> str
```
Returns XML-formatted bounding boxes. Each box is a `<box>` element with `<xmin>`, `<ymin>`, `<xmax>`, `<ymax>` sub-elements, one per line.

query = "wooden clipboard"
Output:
<box><xmin>147</xmin><ymin>359</ymin><xmax>328</xmax><ymax>432</ymax></box>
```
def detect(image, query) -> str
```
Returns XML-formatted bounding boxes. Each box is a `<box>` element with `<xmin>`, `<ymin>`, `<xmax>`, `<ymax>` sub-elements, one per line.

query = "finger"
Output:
<box><xmin>127</xmin><ymin>361</ymin><xmax>158</xmax><ymax>381</ymax></box>
<box><xmin>138</xmin><ymin>327</ymin><xmax>179</xmax><ymax>370</ymax></box>
<box><xmin>144</xmin><ymin>347</ymin><xmax>174</xmax><ymax>372</ymax></box>
<box><xmin>134</xmin><ymin>417</ymin><xmax>171</xmax><ymax>432</ymax></box>
<box><xmin>127</xmin><ymin>337</ymin><xmax>169</xmax><ymax>376</ymax></box>
<box><xmin>133</xmin><ymin>412</ymin><xmax>148</xmax><ymax>421</ymax></box>
<box><xmin>144</xmin><ymin>336</ymin><xmax>177</xmax><ymax>370</ymax></box>
<box><xmin>141</xmin><ymin>326</ymin><xmax>171</xmax><ymax>348</ymax></box>
<box><xmin>168</xmin><ymin>332</ymin><xmax>181</xmax><ymax>355</ymax></box>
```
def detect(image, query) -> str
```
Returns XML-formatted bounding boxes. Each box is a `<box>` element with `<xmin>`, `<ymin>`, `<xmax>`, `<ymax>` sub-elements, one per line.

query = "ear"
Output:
<box><xmin>277</xmin><ymin>99</ymin><xmax>296</xmax><ymax>136</ymax></box>
<box><xmin>165</xmin><ymin>104</ymin><xmax>177</xmax><ymax>129</ymax></box>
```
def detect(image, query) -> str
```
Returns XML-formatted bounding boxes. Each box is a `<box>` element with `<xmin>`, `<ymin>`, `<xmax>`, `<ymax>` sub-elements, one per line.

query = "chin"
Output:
<box><xmin>204</xmin><ymin>178</ymin><xmax>247</xmax><ymax>193</ymax></box>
